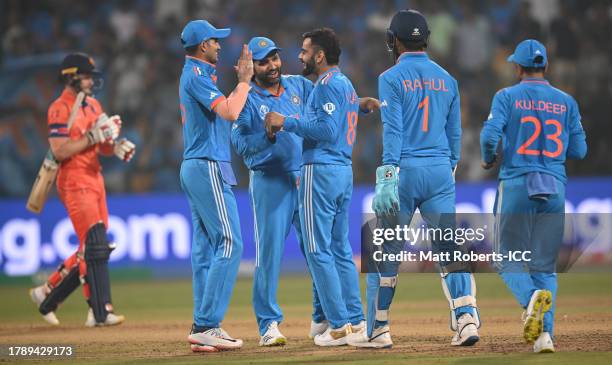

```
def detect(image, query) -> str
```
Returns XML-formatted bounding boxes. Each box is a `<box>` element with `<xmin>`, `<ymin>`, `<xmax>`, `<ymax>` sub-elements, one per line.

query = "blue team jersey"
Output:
<box><xmin>378</xmin><ymin>52</ymin><xmax>461</xmax><ymax>167</ymax></box>
<box><xmin>481</xmin><ymin>77</ymin><xmax>587</xmax><ymax>183</ymax></box>
<box><xmin>283</xmin><ymin>67</ymin><xmax>360</xmax><ymax>165</ymax></box>
<box><xmin>231</xmin><ymin>75</ymin><xmax>313</xmax><ymax>172</ymax></box>
<box><xmin>179</xmin><ymin>56</ymin><xmax>231</xmax><ymax>161</ymax></box>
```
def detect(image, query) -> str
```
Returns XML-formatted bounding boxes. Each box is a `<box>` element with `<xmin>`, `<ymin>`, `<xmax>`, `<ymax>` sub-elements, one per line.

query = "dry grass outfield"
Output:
<box><xmin>1</xmin><ymin>273</ymin><xmax>611</xmax><ymax>364</ymax></box>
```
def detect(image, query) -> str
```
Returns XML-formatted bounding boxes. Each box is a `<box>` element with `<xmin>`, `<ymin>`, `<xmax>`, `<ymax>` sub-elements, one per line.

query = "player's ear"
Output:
<box><xmin>315</xmin><ymin>49</ymin><xmax>325</xmax><ymax>65</ymax></box>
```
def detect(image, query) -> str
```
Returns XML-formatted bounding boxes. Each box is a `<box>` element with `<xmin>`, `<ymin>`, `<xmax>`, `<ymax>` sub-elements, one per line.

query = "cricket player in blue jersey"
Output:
<box><xmin>265</xmin><ymin>28</ymin><xmax>380</xmax><ymax>346</ymax></box>
<box><xmin>178</xmin><ymin>19</ymin><xmax>254</xmax><ymax>352</ymax></box>
<box><xmin>230</xmin><ymin>36</ymin><xmax>326</xmax><ymax>346</ymax></box>
<box><xmin>480</xmin><ymin>39</ymin><xmax>587</xmax><ymax>353</ymax></box>
<box><xmin>349</xmin><ymin>10</ymin><xmax>480</xmax><ymax>348</ymax></box>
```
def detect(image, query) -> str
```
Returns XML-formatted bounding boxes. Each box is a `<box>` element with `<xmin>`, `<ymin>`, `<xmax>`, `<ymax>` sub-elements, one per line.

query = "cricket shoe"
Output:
<box><xmin>352</xmin><ymin>320</ymin><xmax>366</xmax><ymax>334</ymax></box>
<box><xmin>347</xmin><ymin>325</ymin><xmax>393</xmax><ymax>348</ymax></box>
<box><xmin>523</xmin><ymin>289</ymin><xmax>552</xmax><ymax>344</ymax></box>
<box><xmin>29</xmin><ymin>285</ymin><xmax>59</xmax><ymax>326</ymax></box>
<box><xmin>314</xmin><ymin>323</ymin><xmax>352</xmax><ymax>346</ymax></box>
<box><xmin>259</xmin><ymin>321</ymin><xmax>287</xmax><ymax>347</ymax></box>
<box><xmin>188</xmin><ymin>327</ymin><xmax>243</xmax><ymax>350</ymax></box>
<box><xmin>533</xmin><ymin>332</ymin><xmax>555</xmax><ymax>353</ymax></box>
<box><xmin>451</xmin><ymin>313</ymin><xmax>480</xmax><ymax>346</ymax></box>
<box><xmin>309</xmin><ymin>320</ymin><xmax>329</xmax><ymax>339</ymax></box>
<box><xmin>85</xmin><ymin>308</ymin><xmax>125</xmax><ymax>327</ymax></box>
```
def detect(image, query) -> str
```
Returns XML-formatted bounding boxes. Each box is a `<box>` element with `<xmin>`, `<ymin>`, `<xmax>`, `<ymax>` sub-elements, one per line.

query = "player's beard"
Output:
<box><xmin>255</xmin><ymin>67</ymin><xmax>282</xmax><ymax>88</ymax></box>
<box><xmin>302</xmin><ymin>57</ymin><xmax>316</xmax><ymax>77</ymax></box>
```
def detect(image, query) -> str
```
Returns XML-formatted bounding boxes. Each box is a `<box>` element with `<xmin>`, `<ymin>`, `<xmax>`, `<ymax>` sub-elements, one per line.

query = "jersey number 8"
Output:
<box><xmin>346</xmin><ymin>111</ymin><xmax>358</xmax><ymax>145</ymax></box>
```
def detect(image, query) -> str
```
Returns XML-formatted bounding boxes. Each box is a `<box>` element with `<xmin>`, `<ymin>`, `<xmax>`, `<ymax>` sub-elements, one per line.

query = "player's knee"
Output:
<box><xmin>84</xmin><ymin>222</ymin><xmax>113</xmax><ymax>262</ymax></box>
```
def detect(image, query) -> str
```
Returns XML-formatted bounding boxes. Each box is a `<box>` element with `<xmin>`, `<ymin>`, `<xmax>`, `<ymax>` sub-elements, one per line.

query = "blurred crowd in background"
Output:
<box><xmin>1</xmin><ymin>0</ymin><xmax>611</xmax><ymax>197</ymax></box>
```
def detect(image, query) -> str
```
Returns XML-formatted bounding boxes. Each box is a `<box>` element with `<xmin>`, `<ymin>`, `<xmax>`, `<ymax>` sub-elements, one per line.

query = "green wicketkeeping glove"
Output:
<box><xmin>372</xmin><ymin>165</ymin><xmax>400</xmax><ymax>216</ymax></box>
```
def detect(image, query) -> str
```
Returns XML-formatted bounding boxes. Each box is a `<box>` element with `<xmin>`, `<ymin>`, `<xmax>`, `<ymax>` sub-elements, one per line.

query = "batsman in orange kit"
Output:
<box><xmin>29</xmin><ymin>53</ymin><xmax>136</xmax><ymax>327</ymax></box>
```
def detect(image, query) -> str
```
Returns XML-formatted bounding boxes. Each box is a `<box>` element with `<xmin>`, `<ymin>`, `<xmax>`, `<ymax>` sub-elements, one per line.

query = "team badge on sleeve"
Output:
<box><xmin>323</xmin><ymin>102</ymin><xmax>336</xmax><ymax>115</ymax></box>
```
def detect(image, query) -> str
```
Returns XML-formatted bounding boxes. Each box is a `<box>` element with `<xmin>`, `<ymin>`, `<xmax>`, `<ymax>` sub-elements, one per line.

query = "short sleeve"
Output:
<box><xmin>187</xmin><ymin>74</ymin><xmax>226</xmax><ymax>112</ymax></box>
<box><xmin>47</xmin><ymin>101</ymin><xmax>70</xmax><ymax>138</ymax></box>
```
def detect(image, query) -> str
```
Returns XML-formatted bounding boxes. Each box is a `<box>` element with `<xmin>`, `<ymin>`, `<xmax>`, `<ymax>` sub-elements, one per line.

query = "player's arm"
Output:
<box><xmin>231</xmin><ymin>102</ymin><xmax>275</xmax><ymax>156</ymax></box>
<box><xmin>359</xmin><ymin>97</ymin><xmax>381</xmax><ymax>114</ymax></box>
<box><xmin>197</xmin><ymin>44</ymin><xmax>253</xmax><ymax>122</ymax></box>
<box><xmin>445</xmin><ymin>80</ymin><xmax>461</xmax><ymax>169</ymax></box>
<box><xmin>480</xmin><ymin>90</ymin><xmax>509</xmax><ymax>168</ymax></box>
<box><xmin>379</xmin><ymin>73</ymin><xmax>403</xmax><ymax>166</ymax></box>
<box><xmin>48</xmin><ymin>104</ymin><xmax>120</xmax><ymax>161</ymax></box>
<box><xmin>278</xmin><ymin>85</ymin><xmax>339</xmax><ymax>143</ymax></box>
<box><xmin>566</xmin><ymin>99</ymin><xmax>587</xmax><ymax>160</ymax></box>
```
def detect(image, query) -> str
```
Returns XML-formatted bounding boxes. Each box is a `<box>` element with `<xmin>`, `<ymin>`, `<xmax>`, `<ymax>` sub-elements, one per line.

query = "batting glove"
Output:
<box><xmin>372</xmin><ymin>165</ymin><xmax>400</xmax><ymax>216</ymax></box>
<box><xmin>113</xmin><ymin>138</ymin><xmax>136</xmax><ymax>162</ymax></box>
<box><xmin>86</xmin><ymin>114</ymin><xmax>121</xmax><ymax>145</ymax></box>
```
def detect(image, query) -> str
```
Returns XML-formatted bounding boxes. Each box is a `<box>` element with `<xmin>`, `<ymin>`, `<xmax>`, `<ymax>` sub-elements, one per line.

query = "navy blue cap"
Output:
<box><xmin>180</xmin><ymin>20</ymin><xmax>231</xmax><ymax>49</ymax></box>
<box><xmin>389</xmin><ymin>9</ymin><xmax>430</xmax><ymax>42</ymax></box>
<box><xmin>248</xmin><ymin>37</ymin><xmax>282</xmax><ymax>61</ymax></box>
<box><xmin>507</xmin><ymin>39</ymin><xmax>548</xmax><ymax>67</ymax></box>
<box><xmin>60</xmin><ymin>53</ymin><xmax>100</xmax><ymax>76</ymax></box>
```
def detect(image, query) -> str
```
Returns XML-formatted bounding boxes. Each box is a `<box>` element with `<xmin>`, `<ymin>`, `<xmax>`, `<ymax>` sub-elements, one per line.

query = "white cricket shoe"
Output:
<box><xmin>188</xmin><ymin>327</ymin><xmax>243</xmax><ymax>350</ymax></box>
<box><xmin>533</xmin><ymin>332</ymin><xmax>555</xmax><ymax>353</ymax></box>
<box><xmin>29</xmin><ymin>285</ymin><xmax>47</xmax><ymax>305</ymax></box>
<box><xmin>523</xmin><ymin>290</ymin><xmax>552</xmax><ymax>343</ymax></box>
<box><xmin>451</xmin><ymin>313</ymin><xmax>480</xmax><ymax>346</ymax></box>
<box><xmin>314</xmin><ymin>323</ymin><xmax>352</xmax><ymax>347</ymax></box>
<box><xmin>29</xmin><ymin>285</ymin><xmax>59</xmax><ymax>326</ymax></box>
<box><xmin>259</xmin><ymin>321</ymin><xmax>287</xmax><ymax>347</ymax></box>
<box><xmin>42</xmin><ymin>312</ymin><xmax>60</xmax><ymax>326</ymax></box>
<box><xmin>309</xmin><ymin>320</ymin><xmax>329</xmax><ymax>339</ymax></box>
<box><xmin>352</xmin><ymin>320</ymin><xmax>366</xmax><ymax>334</ymax></box>
<box><xmin>347</xmin><ymin>325</ymin><xmax>393</xmax><ymax>348</ymax></box>
<box><xmin>85</xmin><ymin>308</ymin><xmax>125</xmax><ymax>327</ymax></box>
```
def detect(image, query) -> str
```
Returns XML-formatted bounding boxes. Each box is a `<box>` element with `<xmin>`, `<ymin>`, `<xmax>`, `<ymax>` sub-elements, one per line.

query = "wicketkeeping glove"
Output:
<box><xmin>372</xmin><ymin>165</ymin><xmax>400</xmax><ymax>216</ymax></box>
<box><xmin>113</xmin><ymin>138</ymin><xmax>136</xmax><ymax>162</ymax></box>
<box><xmin>87</xmin><ymin>114</ymin><xmax>121</xmax><ymax>145</ymax></box>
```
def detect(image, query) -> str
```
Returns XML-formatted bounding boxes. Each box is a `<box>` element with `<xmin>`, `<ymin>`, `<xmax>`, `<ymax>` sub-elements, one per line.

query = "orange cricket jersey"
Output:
<box><xmin>47</xmin><ymin>89</ymin><xmax>106</xmax><ymax>191</ymax></box>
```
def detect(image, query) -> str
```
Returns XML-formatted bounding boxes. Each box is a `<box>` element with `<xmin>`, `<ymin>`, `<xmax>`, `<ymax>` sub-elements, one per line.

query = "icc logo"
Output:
<box><xmin>259</xmin><ymin>104</ymin><xmax>270</xmax><ymax>117</ymax></box>
<box><xmin>323</xmin><ymin>102</ymin><xmax>335</xmax><ymax>115</ymax></box>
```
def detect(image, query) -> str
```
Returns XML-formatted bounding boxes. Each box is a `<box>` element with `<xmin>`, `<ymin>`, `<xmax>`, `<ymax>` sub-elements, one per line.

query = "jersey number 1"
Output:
<box><xmin>418</xmin><ymin>95</ymin><xmax>429</xmax><ymax>132</ymax></box>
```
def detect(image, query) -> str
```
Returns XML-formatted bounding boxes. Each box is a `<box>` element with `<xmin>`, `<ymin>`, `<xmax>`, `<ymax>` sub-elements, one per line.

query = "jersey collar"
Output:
<box><xmin>521</xmin><ymin>77</ymin><xmax>550</xmax><ymax>85</ymax></box>
<box><xmin>185</xmin><ymin>55</ymin><xmax>216</xmax><ymax>73</ymax></box>
<box><xmin>316</xmin><ymin>66</ymin><xmax>340</xmax><ymax>85</ymax></box>
<box><xmin>251</xmin><ymin>76</ymin><xmax>286</xmax><ymax>97</ymax></box>
<box><xmin>397</xmin><ymin>51</ymin><xmax>429</xmax><ymax>63</ymax></box>
<box><xmin>60</xmin><ymin>88</ymin><xmax>78</xmax><ymax>104</ymax></box>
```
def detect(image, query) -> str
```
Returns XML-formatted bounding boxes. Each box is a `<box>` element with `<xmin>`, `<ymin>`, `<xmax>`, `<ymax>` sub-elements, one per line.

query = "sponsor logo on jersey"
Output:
<box><xmin>323</xmin><ymin>102</ymin><xmax>335</xmax><ymax>115</ymax></box>
<box><xmin>259</xmin><ymin>104</ymin><xmax>270</xmax><ymax>117</ymax></box>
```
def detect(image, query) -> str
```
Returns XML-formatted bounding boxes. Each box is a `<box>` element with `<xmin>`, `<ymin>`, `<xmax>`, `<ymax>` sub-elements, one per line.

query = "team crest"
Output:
<box><xmin>259</xmin><ymin>104</ymin><xmax>270</xmax><ymax>117</ymax></box>
<box><xmin>258</xmin><ymin>40</ymin><xmax>268</xmax><ymax>47</ymax></box>
<box><xmin>291</xmin><ymin>94</ymin><xmax>300</xmax><ymax>105</ymax></box>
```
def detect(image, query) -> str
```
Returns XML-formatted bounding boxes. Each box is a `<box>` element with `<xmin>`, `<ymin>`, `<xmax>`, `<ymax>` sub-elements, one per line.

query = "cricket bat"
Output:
<box><xmin>26</xmin><ymin>91</ymin><xmax>85</xmax><ymax>213</ymax></box>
